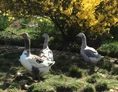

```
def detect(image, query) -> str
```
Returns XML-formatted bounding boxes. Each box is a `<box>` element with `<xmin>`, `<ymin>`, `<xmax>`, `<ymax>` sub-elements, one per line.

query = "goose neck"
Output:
<box><xmin>81</xmin><ymin>35</ymin><xmax>87</xmax><ymax>48</ymax></box>
<box><xmin>24</xmin><ymin>38</ymin><xmax>31</xmax><ymax>55</ymax></box>
<box><xmin>43</xmin><ymin>37</ymin><xmax>49</xmax><ymax>49</ymax></box>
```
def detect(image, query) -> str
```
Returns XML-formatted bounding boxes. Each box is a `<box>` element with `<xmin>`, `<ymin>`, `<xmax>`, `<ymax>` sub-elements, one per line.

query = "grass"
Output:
<box><xmin>0</xmin><ymin>45</ymin><xmax>118</xmax><ymax>92</ymax></box>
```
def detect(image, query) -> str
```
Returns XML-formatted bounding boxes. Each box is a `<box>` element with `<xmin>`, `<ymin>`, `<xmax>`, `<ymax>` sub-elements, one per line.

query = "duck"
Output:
<box><xmin>39</xmin><ymin>33</ymin><xmax>54</xmax><ymax>61</ymax></box>
<box><xmin>76</xmin><ymin>32</ymin><xmax>104</xmax><ymax>65</ymax></box>
<box><xmin>18</xmin><ymin>33</ymin><xmax>55</xmax><ymax>81</ymax></box>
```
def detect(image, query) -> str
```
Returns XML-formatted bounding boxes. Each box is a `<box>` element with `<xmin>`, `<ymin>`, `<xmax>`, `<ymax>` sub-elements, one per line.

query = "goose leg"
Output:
<box><xmin>32</xmin><ymin>66</ymin><xmax>40</xmax><ymax>82</ymax></box>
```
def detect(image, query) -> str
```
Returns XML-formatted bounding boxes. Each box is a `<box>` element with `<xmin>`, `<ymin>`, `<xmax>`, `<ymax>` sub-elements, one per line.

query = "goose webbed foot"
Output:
<box><xmin>32</xmin><ymin>75</ymin><xmax>40</xmax><ymax>82</ymax></box>
<box><xmin>17</xmin><ymin>71</ymin><xmax>24</xmax><ymax>76</ymax></box>
<box><xmin>32</xmin><ymin>66</ymin><xmax>42</xmax><ymax>82</ymax></box>
<box><xmin>33</xmin><ymin>74</ymin><xmax>45</xmax><ymax>82</ymax></box>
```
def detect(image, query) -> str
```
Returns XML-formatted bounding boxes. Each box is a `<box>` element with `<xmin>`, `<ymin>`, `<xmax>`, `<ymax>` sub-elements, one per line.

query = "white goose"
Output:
<box><xmin>39</xmin><ymin>33</ymin><xmax>54</xmax><ymax>61</ymax></box>
<box><xmin>76</xmin><ymin>32</ymin><xmax>104</xmax><ymax>65</ymax></box>
<box><xmin>19</xmin><ymin>33</ymin><xmax>55</xmax><ymax>81</ymax></box>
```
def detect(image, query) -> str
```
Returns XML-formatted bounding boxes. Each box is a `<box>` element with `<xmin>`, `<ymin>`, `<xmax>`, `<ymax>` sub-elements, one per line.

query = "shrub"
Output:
<box><xmin>86</xmin><ymin>74</ymin><xmax>100</xmax><ymax>84</ymax></box>
<box><xmin>82</xmin><ymin>84</ymin><xmax>95</xmax><ymax>92</ymax></box>
<box><xmin>56</xmin><ymin>86</ymin><xmax>75</xmax><ymax>92</ymax></box>
<box><xmin>103</xmin><ymin>60</ymin><xmax>113</xmax><ymax>71</ymax></box>
<box><xmin>111</xmin><ymin>66</ymin><xmax>118</xmax><ymax>75</ymax></box>
<box><xmin>86</xmin><ymin>77</ymin><xmax>96</xmax><ymax>84</ymax></box>
<box><xmin>69</xmin><ymin>65</ymin><xmax>82</xmax><ymax>78</ymax></box>
<box><xmin>95</xmin><ymin>82</ymin><xmax>109</xmax><ymax>92</ymax></box>
<box><xmin>0</xmin><ymin>14</ymin><xmax>9</xmax><ymax>30</ymax></box>
<box><xmin>98</xmin><ymin>41</ymin><xmax>118</xmax><ymax>57</ymax></box>
<box><xmin>9</xmin><ymin>82</ymin><xmax>21</xmax><ymax>89</ymax></box>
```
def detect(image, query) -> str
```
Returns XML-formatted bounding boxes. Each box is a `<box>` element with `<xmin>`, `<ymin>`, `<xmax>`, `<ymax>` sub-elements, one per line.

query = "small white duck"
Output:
<box><xmin>76</xmin><ymin>32</ymin><xmax>104</xmax><ymax>65</ymax></box>
<box><xmin>19</xmin><ymin>33</ymin><xmax>55</xmax><ymax>81</ymax></box>
<box><xmin>39</xmin><ymin>33</ymin><xmax>54</xmax><ymax>61</ymax></box>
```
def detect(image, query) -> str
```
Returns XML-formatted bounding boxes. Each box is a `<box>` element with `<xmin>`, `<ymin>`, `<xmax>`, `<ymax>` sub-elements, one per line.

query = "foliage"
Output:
<box><xmin>69</xmin><ymin>65</ymin><xmax>83</xmax><ymax>78</ymax></box>
<box><xmin>110</xmin><ymin>25</ymin><xmax>118</xmax><ymax>40</ymax></box>
<box><xmin>86</xmin><ymin>76</ymin><xmax>97</xmax><ymax>84</ymax></box>
<box><xmin>98</xmin><ymin>41</ymin><xmax>118</xmax><ymax>57</ymax></box>
<box><xmin>95</xmin><ymin>82</ymin><xmax>109</xmax><ymax>92</ymax></box>
<box><xmin>82</xmin><ymin>84</ymin><xmax>95</xmax><ymax>92</ymax></box>
<box><xmin>103</xmin><ymin>60</ymin><xmax>113</xmax><ymax>71</ymax></box>
<box><xmin>0</xmin><ymin>16</ymin><xmax>61</xmax><ymax>48</ymax></box>
<box><xmin>0</xmin><ymin>0</ymin><xmax>118</xmax><ymax>42</ymax></box>
<box><xmin>0</xmin><ymin>14</ymin><xmax>9</xmax><ymax>30</ymax></box>
<box><xmin>111</xmin><ymin>66</ymin><xmax>118</xmax><ymax>75</ymax></box>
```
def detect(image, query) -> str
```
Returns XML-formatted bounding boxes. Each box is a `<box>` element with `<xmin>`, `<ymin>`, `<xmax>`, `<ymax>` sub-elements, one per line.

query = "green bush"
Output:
<box><xmin>82</xmin><ymin>85</ymin><xmax>95</xmax><ymax>92</ymax></box>
<box><xmin>86</xmin><ymin>77</ymin><xmax>96</xmax><ymax>84</ymax></box>
<box><xmin>86</xmin><ymin>74</ymin><xmax>100</xmax><ymax>84</ymax></box>
<box><xmin>69</xmin><ymin>65</ymin><xmax>82</xmax><ymax>78</ymax></box>
<box><xmin>9</xmin><ymin>82</ymin><xmax>21</xmax><ymax>89</ymax></box>
<box><xmin>56</xmin><ymin>86</ymin><xmax>75</xmax><ymax>92</ymax></box>
<box><xmin>95</xmin><ymin>82</ymin><xmax>109</xmax><ymax>92</ymax></box>
<box><xmin>103</xmin><ymin>60</ymin><xmax>113</xmax><ymax>71</ymax></box>
<box><xmin>111</xmin><ymin>66</ymin><xmax>118</xmax><ymax>75</ymax></box>
<box><xmin>0</xmin><ymin>14</ymin><xmax>9</xmax><ymax>30</ymax></box>
<box><xmin>98</xmin><ymin>41</ymin><xmax>118</xmax><ymax>57</ymax></box>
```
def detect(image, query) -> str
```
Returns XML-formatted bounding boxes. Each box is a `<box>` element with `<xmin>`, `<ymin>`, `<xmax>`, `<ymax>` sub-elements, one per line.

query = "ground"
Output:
<box><xmin>0</xmin><ymin>45</ymin><xmax>118</xmax><ymax>92</ymax></box>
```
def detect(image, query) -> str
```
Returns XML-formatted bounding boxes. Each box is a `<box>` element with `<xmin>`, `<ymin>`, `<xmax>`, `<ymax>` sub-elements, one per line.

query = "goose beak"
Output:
<box><xmin>76</xmin><ymin>34</ymin><xmax>79</xmax><ymax>37</ymax></box>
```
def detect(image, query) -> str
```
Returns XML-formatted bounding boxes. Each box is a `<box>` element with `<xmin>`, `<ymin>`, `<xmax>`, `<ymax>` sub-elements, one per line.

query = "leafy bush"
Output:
<box><xmin>56</xmin><ymin>86</ymin><xmax>76</xmax><ymax>92</ymax></box>
<box><xmin>103</xmin><ymin>60</ymin><xmax>113</xmax><ymax>71</ymax></box>
<box><xmin>111</xmin><ymin>66</ymin><xmax>118</xmax><ymax>75</ymax></box>
<box><xmin>86</xmin><ymin>77</ymin><xmax>97</xmax><ymax>84</ymax></box>
<box><xmin>95</xmin><ymin>82</ymin><xmax>109</xmax><ymax>92</ymax></box>
<box><xmin>82</xmin><ymin>84</ymin><xmax>95</xmax><ymax>92</ymax></box>
<box><xmin>86</xmin><ymin>74</ymin><xmax>100</xmax><ymax>84</ymax></box>
<box><xmin>98</xmin><ymin>41</ymin><xmax>118</xmax><ymax>57</ymax></box>
<box><xmin>0</xmin><ymin>14</ymin><xmax>9</xmax><ymax>30</ymax></box>
<box><xmin>69</xmin><ymin>65</ymin><xmax>82</xmax><ymax>78</ymax></box>
<box><xmin>9</xmin><ymin>82</ymin><xmax>21</xmax><ymax>89</ymax></box>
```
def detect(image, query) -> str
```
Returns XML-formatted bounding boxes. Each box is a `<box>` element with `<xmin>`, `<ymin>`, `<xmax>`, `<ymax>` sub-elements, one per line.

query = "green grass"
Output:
<box><xmin>0</xmin><ymin>46</ymin><xmax>118</xmax><ymax>92</ymax></box>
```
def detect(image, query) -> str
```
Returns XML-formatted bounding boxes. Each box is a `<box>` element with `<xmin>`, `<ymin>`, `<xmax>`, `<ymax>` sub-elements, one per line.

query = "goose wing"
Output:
<box><xmin>39</xmin><ymin>49</ymin><xmax>53</xmax><ymax>61</ymax></box>
<box><xmin>28</xmin><ymin>54</ymin><xmax>43</xmax><ymax>65</ymax></box>
<box><xmin>83</xmin><ymin>46</ymin><xmax>99</xmax><ymax>58</ymax></box>
<box><xmin>47</xmin><ymin>50</ymin><xmax>53</xmax><ymax>61</ymax></box>
<box><xmin>33</xmin><ymin>55</ymin><xmax>44</xmax><ymax>63</ymax></box>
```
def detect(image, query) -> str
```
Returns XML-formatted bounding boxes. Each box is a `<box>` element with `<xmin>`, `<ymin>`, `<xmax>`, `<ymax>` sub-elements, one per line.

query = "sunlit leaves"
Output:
<box><xmin>0</xmin><ymin>0</ymin><xmax>118</xmax><ymax>41</ymax></box>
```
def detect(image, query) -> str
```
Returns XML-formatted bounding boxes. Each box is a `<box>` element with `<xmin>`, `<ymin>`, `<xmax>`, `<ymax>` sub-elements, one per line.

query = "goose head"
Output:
<box><xmin>42</xmin><ymin>33</ymin><xmax>49</xmax><ymax>39</ymax></box>
<box><xmin>76</xmin><ymin>32</ymin><xmax>85</xmax><ymax>39</ymax></box>
<box><xmin>76</xmin><ymin>32</ymin><xmax>87</xmax><ymax>48</ymax></box>
<box><xmin>19</xmin><ymin>33</ymin><xmax>30</xmax><ymax>39</ymax></box>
